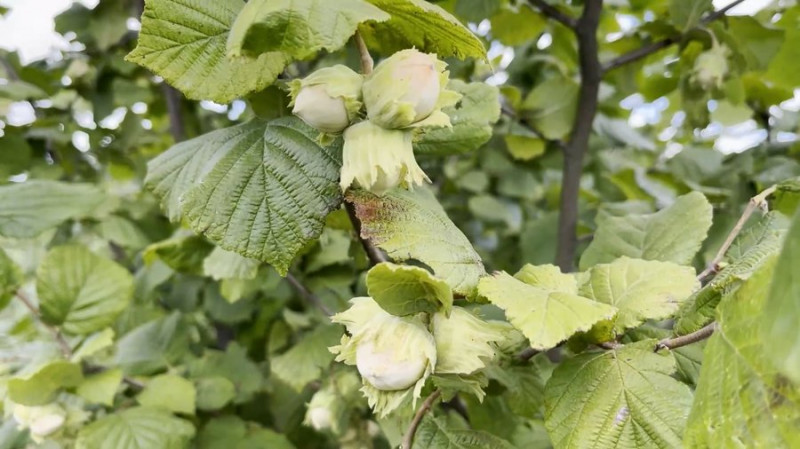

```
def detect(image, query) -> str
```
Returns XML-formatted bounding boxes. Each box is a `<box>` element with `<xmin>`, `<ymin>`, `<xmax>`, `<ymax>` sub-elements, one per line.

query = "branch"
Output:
<box><xmin>554</xmin><ymin>0</ymin><xmax>603</xmax><ymax>272</ymax></box>
<box><xmin>401</xmin><ymin>390</ymin><xmax>441</xmax><ymax>449</ymax></box>
<box><xmin>345</xmin><ymin>200</ymin><xmax>388</xmax><ymax>266</ymax></box>
<box><xmin>517</xmin><ymin>347</ymin><xmax>539</xmax><ymax>361</ymax></box>
<box><xmin>15</xmin><ymin>291</ymin><xmax>72</xmax><ymax>358</ymax></box>
<box><xmin>354</xmin><ymin>31</ymin><xmax>373</xmax><ymax>75</ymax></box>
<box><xmin>602</xmin><ymin>0</ymin><xmax>748</xmax><ymax>73</ymax></box>
<box><xmin>656</xmin><ymin>322</ymin><xmax>716</xmax><ymax>351</ymax></box>
<box><xmin>161</xmin><ymin>83</ymin><xmax>186</xmax><ymax>142</ymax></box>
<box><xmin>528</xmin><ymin>0</ymin><xmax>577</xmax><ymax>29</ymax></box>
<box><xmin>285</xmin><ymin>272</ymin><xmax>333</xmax><ymax>316</ymax></box>
<box><xmin>697</xmin><ymin>184</ymin><xmax>777</xmax><ymax>281</ymax></box>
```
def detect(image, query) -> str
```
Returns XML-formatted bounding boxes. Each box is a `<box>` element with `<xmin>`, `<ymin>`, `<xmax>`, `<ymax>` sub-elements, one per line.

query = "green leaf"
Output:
<box><xmin>197</xmin><ymin>416</ymin><xmax>296</xmax><ymax>449</ymax></box>
<box><xmin>143</xmin><ymin>235</ymin><xmax>215</xmax><ymax>275</ymax></box>
<box><xmin>454</xmin><ymin>0</ymin><xmax>501</xmax><ymax>23</ymax></box>
<box><xmin>203</xmin><ymin>247</ymin><xmax>260</xmax><ymax>281</ymax></box>
<box><xmin>227</xmin><ymin>0</ymin><xmax>388</xmax><ymax>59</ymax></box>
<box><xmin>98</xmin><ymin>215</ymin><xmax>150</xmax><ymax>251</ymax></box>
<box><xmin>346</xmin><ymin>188</ymin><xmax>485</xmax><ymax>295</ymax></box>
<box><xmin>137</xmin><ymin>374</ymin><xmax>197</xmax><ymax>415</ymax></box>
<box><xmin>675</xmin><ymin>211</ymin><xmax>788</xmax><ymax>334</ymax></box>
<box><xmin>77</xmin><ymin>368</ymin><xmax>123</xmax><ymax>406</ymax></box>
<box><xmin>669</xmin><ymin>0</ymin><xmax>712</xmax><ymax>30</ymax></box>
<box><xmin>195</xmin><ymin>377</ymin><xmax>236</xmax><ymax>411</ymax></box>
<box><xmin>761</xmin><ymin>209</ymin><xmax>800</xmax><ymax>384</ymax></box>
<box><xmin>727</xmin><ymin>17</ymin><xmax>785</xmax><ymax>71</ymax></box>
<box><xmin>76</xmin><ymin>406</ymin><xmax>195</xmax><ymax>449</ymax></box>
<box><xmin>126</xmin><ymin>0</ymin><xmax>287</xmax><ymax>103</ymax></box>
<box><xmin>0</xmin><ymin>80</ymin><xmax>47</xmax><ymax>100</ymax></box>
<box><xmin>0</xmin><ymin>248</ymin><xmax>21</xmax><ymax>310</ymax></box>
<box><xmin>432</xmin><ymin>307</ymin><xmax>505</xmax><ymax>375</ymax></box>
<box><xmin>579</xmin><ymin>257</ymin><xmax>699</xmax><ymax>333</ymax></box>
<box><xmin>115</xmin><ymin>312</ymin><xmax>190</xmax><ymax>376</ymax></box>
<box><xmin>145</xmin><ymin>118</ymin><xmax>343</xmax><ymax>275</ymax></box>
<box><xmin>36</xmin><ymin>245</ymin><xmax>134</xmax><ymax>335</ymax></box>
<box><xmin>766</xmin><ymin>28</ymin><xmax>800</xmax><ymax>90</ymax></box>
<box><xmin>413</xmin><ymin>415</ymin><xmax>515</xmax><ymax>449</ymax></box>
<box><xmin>684</xmin><ymin>257</ymin><xmax>800</xmax><ymax>447</ymax></box>
<box><xmin>521</xmin><ymin>76</ymin><xmax>579</xmax><ymax>140</ymax></box>
<box><xmin>544</xmin><ymin>342</ymin><xmax>693</xmax><ymax>449</ymax></box>
<box><xmin>270</xmin><ymin>324</ymin><xmax>341</xmax><ymax>391</ymax></box>
<box><xmin>580</xmin><ymin>192</ymin><xmax>713</xmax><ymax>270</ymax></box>
<box><xmin>414</xmin><ymin>80</ymin><xmax>501</xmax><ymax>156</ymax></box>
<box><xmin>0</xmin><ymin>181</ymin><xmax>108</xmax><ymax>239</ymax></box>
<box><xmin>359</xmin><ymin>0</ymin><xmax>486</xmax><ymax>60</ymax></box>
<box><xmin>478</xmin><ymin>272</ymin><xmax>616</xmax><ymax>350</ymax></box>
<box><xmin>7</xmin><ymin>360</ymin><xmax>84</xmax><ymax>406</ymax></box>
<box><xmin>189</xmin><ymin>343</ymin><xmax>263</xmax><ymax>404</ymax></box>
<box><xmin>490</xmin><ymin>5</ymin><xmax>546</xmax><ymax>46</ymax></box>
<box><xmin>504</xmin><ymin>135</ymin><xmax>545</xmax><ymax>161</ymax></box>
<box><xmin>72</xmin><ymin>328</ymin><xmax>116</xmax><ymax>362</ymax></box>
<box><xmin>367</xmin><ymin>262</ymin><xmax>453</xmax><ymax>316</ymax></box>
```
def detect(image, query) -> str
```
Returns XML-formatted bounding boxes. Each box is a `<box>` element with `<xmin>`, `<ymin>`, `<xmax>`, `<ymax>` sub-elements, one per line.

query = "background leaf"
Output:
<box><xmin>366</xmin><ymin>262</ymin><xmax>453</xmax><ymax>316</ymax></box>
<box><xmin>76</xmin><ymin>406</ymin><xmax>195</xmax><ymax>449</ymax></box>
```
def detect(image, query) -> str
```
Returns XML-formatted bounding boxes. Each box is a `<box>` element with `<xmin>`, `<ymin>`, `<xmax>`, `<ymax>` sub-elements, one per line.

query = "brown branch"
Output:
<box><xmin>602</xmin><ymin>0</ymin><xmax>748</xmax><ymax>73</ymax></box>
<box><xmin>15</xmin><ymin>291</ymin><xmax>72</xmax><ymax>358</ymax></box>
<box><xmin>656</xmin><ymin>322</ymin><xmax>716</xmax><ymax>351</ymax></box>
<box><xmin>354</xmin><ymin>31</ymin><xmax>373</xmax><ymax>75</ymax></box>
<box><xmin>517</xmin><ymin>347</ymin><xmax>539</xmax><ymax>361</ymax></box>
<box><xmin>345</xmin><ymin>200</ymin><xmax>388</xmax><ymax>266</ymax></box>
<box><xmin>528</xmin><ymin>0</ymin><xmax>577</xmax><ymax>29</ymax></box>
<box><xmin>697</xmin><ymin>185</ymin><xmax>777</xmax><ymax>281</ymax></box>
<box><xmin>161</xmin><ymin>83</ymin><xmax>185</xmax><ymax>142</ymax></box>
<box><xmin>554</xmin><ymin>0</ymin><xmax>603</xmax><ymax>272</ymax></box>
<box><xmin>286</xmin><ymin>272</ymin><xmax>333</xmax><ymax>316</ymax></box>
<box><xmin>401</xmin><ymin>390</ymin><xmax>442</xmax><ymax>449</ymax></box>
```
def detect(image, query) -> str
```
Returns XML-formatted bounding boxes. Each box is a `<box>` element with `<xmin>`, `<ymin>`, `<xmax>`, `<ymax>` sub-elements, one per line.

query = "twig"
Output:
<box><xmin>528</xmin><ymin>0</ymin><xmax>577</xmax><ymax>29</ymax></box>
<box><xmin>655</xmin><ymin>322</ymin><xmax>716</xmax><ymax>351</ymax></box>
<box><xmin>554</xmin><ymin>0</ymin><xmax>603</xmax><ymax>272</ymax></box>
<box><xmin>697</xmin><ymin>185</ymin><xmax>777</xmax><ymax>281</ymax></box>
<box><xmin>401</xmin><ymin>390</ymin><xmax>442</xmax><ymax>449</ymax></box>
<box><xmin>161</xmin><ymin>83</ymin><xmax>185</xmax><ymax>142</ymax></box>
<box><xmin>345</xmin><ymin>200</ymin><xmax>388</xmax><ymax>266</ymax></box>
<box><xmin>15</xmin><ymin>291</ymin><xmax>72</xmax><ymax>358</ymax></box>
<box><xmin>598</xmin><ymin>341</ymin><xmax>622</xmax><ymax>350</ymax></box>
<box><xmin>353</xmin><ymin>31</ymin><xmax>373</xmax><ymax>75</ymax></box>
<box><xmin>517</xmin><ymin>347</ymin><xmax>539</xmax><ymax>361</ymax></box>
<box><xmin>285</xmin><ymin>272</ymin><xmax>333</xmax><ymax>316</ymax></box>
<box><xmin>602</xmin><ymin>0</ymin><xmax>748</xmax><ymax>73</ymax></box>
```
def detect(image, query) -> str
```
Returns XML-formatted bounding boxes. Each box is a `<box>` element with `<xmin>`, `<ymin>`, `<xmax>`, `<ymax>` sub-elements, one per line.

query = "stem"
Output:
<box><xmin>517</xmin><ymin>347</ymin><xmax>539</xmax><ymax>361</ymax></box>
<box><xmin>286</xmin><ymin>272</ymin><xmax>333</xmax><ymax>316</ymax></box>
<box><xmin>602</xmin><ymin>0</ymin><xmax>748</xmax><ymax>73</ymax></box>
<box><xmin>354</xmin><ymin>31</ymin><xmax>373</xmax><ymax>75</ymax></box>
<box><xmin>697</xmin><ymin>185</ymin><xmax>777</xmax><ymax>281</ymax></box>
<box><xmin>161</xmin><ymin>83</ymin><xmax>185</xmax><ymax>142</ymax></box>
<box><xmin>528</xmin><ymin>0</ymin><xmax>577</xmax><ymax>28</ymax></box>
<box><xmin>656</xmin><ymin>322</ymin><xmax>716</xmax><ymax>351</ymax></box>
<box><xmin>554</xmin><ymin>0</ymin><xmax>603</xmax><ymax>272</ymax></box>
<box><xmin>401</xmin><ymin>390</ymin><xmax>441</xmax><ymax>449</ymax></box>
<box><xmin>345</xmin><ymin>200</ymin><xmax>387</xmax><ymax>266</ymax></box>
<box><xmin>15</xmin><ymin>291</ymin><xmax>72</xmax><ymax>358</ymax></box>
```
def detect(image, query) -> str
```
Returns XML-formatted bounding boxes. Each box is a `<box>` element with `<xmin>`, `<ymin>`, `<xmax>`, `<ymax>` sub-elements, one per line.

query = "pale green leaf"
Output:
<box><xmin>195</xmin><ymin>377</ymin><xmax>236</xmax><ymax>411</ymax></box>
<box><xmin>7</xmin><ymin>360</ymin><xmax>84</xmax><ymax>406</ymax></box>
<box><xmin>143</xmin><ymin>235</ymin><xmax>214</xmax><ymax>275</ymax></box>
<box><xmin>367</xmin><ymin>262</ymin><xmax>453</xmax><ymax>316</ymax></box>
<box><xmin>76</xmin><ymin>406</ymin><xmax>195</xmax><ymax>449</ymax></box>
<box><xmin>0</xmin><ymin>247</ymin><xmax>21</xmax><ymax>309</ymax></box>
<box><xmin>514</xmin><ymin>264</ymin><xmax>577</xmax><ymax>292</ymax></box>
<box><xmin>478</xmin><ymin>272</ymin><xmax>616</xmax><ymax>350</ymax></box>
<box><xmin>504</xmin><ymin>135</ymin><xmax>545</xmax><ymax>161</ymax></box>
<box><xmin>203</xmin><ymin>247</ymin><xmax>260</xmax><ymax>281</ymax></box>
<box><xmin>137</xmin><ymin>374</ymin><xmax>197</xmax><ymax>415</ymax></box>
<box><xmin>77</xmin><ymin>368</ymin><xmax>123</xmax><ymax>406</ymax></box>
<box><xmin>37</xmin><ymin>245</ymin><xmax>134</xmax><ymax>335</ymax></box>
<box><xmin>432</xmin><ymin>307</ymin><xmax>505</xmax><ymax>375</ymax></box>
<box><xmin>580</xmin><ymin>191</ymin><xmax>713</xmax><ymax>270</ymax></box>
<box><xmin>71</xmin><ymin>328</ymin><xmax>116</xmax><ymax>362</ymax></box>
<box><xmin>761</xmin><ymin>209</ymin><xmax>800</xmax><ymax>384</ymax></box>
<box><xmin>454</xmin><ymin>0</ymin><xmax>501</xmax><ymax>23</ymax></box>
<box><xmin>197</xmin><ymin>416</ymin><xmax>296</xmax><ymax>449</ymax></box>
<box><xmin>521</xmin><ymin>76</ymin><xmax>579</xmax><ymax>140</ymax></box>
<box><xmin>0</xmin><ymin>181</ymin><xmax>107</xmax><ymax>239</ymax></box>
<box><xmin>579</xmin><ymin>257</ymin><xmax>699</xmax><ymax>333</ymax></box>
<box><xmin>684</xmin><ymin>257</ymin><xmax>800</xmax><ymax>447</ymax></box>
<box><xmin>98</xmin><ymin>215</ymin><xmax>150</xmax><ymax>251</ymax></box>
<box><xmin>412</xmin><ymin>415</ymin><xmax>515</xmax><ymax>449</ymax></box>
<box><xmin>727</xmin><ymin>17</ymin><xmax>785</xmax><ymax>71</ymax></box>
<box><xmin>414</xmin><ymin>80</ymin><xmax>501</xmax><ymax>156</ymax></box>
<box><xmin>766</xmin><ymin>28</ymin><xmax>800</xmax><ymax>89</ymax></box>
<box><xmin>189</xmin><ymin>343</ymin><xmax>263</xmax><ymax>404</ymax></box>
<box><xmin>227</xmin><ymin>0</ymin><xmax>389</xmax><ymax>59</ymax></box>
<box><xmin>0</xmin><ymin>80</ymin><xmax>47</xmax><ymax>100</ymax></box>
<box><xmin>115</xmin><ymin>312</ymin><xmax>190</xmax><ymax>376</ymax></box>
<box><xmin>360</xmin><ymin>0</ymin><xmax>486</xmax><ymax>60</ymax></box>
<box><xmin>126</xmin><ymin>0</ymin><xmax>286</xmax><ymax>103</ymax></box>
<box><xmin>669</xmin><ymin>0</ymin><xmax>712</xmax><ymax>30</ymax></box>
<box><xmin>490</xmin><ymin>5</ymin><xmax>546</xmax><ymax>46</ymax></box>
<box><xmin>270</xmin><ymin>324</ymin><xmax>341</xmax><ymax>392</ymax></box>
<box><xmin>544</xmin><ymin>342</ymin><xmax>693</xmax><ymax>449</ymax></box>
<box><xmin>145</xmin><ymin>118</ymin><xmax>343</xmax><ymax>275</ymax></box>
<box><xmin>346</xmin><ymin>188</ymin><xmax>485</xmax><ymax>295</ymax></box>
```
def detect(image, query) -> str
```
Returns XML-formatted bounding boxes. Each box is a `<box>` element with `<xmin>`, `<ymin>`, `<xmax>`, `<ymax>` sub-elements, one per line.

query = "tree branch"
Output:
<box><xmin>517</xmin><ymin>347</ymin><xmax>539</xmax><ymax>361</ymax></box>
<box><xmin>602</xmin><ymin>0</ymin><xmax>748</xmax><ymax>73</ymax></box>
<box><xmin>401</xmin><ymin>390</ymin><xmax>441</xmax><ymax>449</ymax></box>
<box><xmin>354</xmin><ymin>31</ymin><xmax>373</xmax><ymax>75</ymax></box>
<box><xmin>555</xmin><ymin>0</ymin><xmax>603</xmax><ymax>272</ymax></box>
<box><xmin>697</xmin><ymin>184</ymin><xmax>777</xmax><ymax>281</ymax></box>
<box><xmin>15</xmin><ymin>291</ymin><xmax>73</xmax><ymax>358</ymax></box>
<box><xmin>656</xmin><ymin>322</ymin><xmax>716</xmax><ymax>351</ymax></box>
<box><xmin>345</xmin><ymin>200</ymin><xmax>388</xmax><ymax>266</ymax></box>
<box><xmin>528</xmin><ymin>0</ymin><xmax>577</xmax><ymax>29</ymax></box>
<box><xmin>286</xmin><ymin>272</ymin><xmax>333</xmax><ymax>316</ymax></box>
<box><xmin>161</xmin><ymin>83</ymin><xmax>186</xmax><ymax>142</ymax></box>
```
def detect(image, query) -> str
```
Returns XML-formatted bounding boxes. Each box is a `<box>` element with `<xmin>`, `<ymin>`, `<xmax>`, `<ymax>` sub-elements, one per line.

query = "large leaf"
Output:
<box><xmin>684</xmin><ymin>257</ymin><xmax>800</xmax><ymax>447</ymax></box>
<box><xmin>7</xmin><ymin>361</ymin><xmax>84</xmax><ymax>406</ymax></box>
<box><xmin>347</xmin><ymin>188</ymin><xmax>485</xmax><ymax>295</ymax></box>
<box><xmin>115</xmin><ymin>312</ymin><xmax>190</xmax><ymax>376</ymax></box>
<box><xmin>126</xmin><ymin>0</ymin><xmax>286</xmax><ymax>103</ymax></box>
<box><xmin>37</xmin><ymin>245</ymin><xmax>134</xmax><ymax>335</ymax></box>
<box><xmin>366</xmin><ymin>262</ymin><xmax>452</xmax><ymax>316</ymax></box>
<box><xmin>270</xmin><ymin>324</ymin><xmax>341</xmax><ymax>391</ymax></box>
<box><xmin>359</xmin><ymin>0</ymin><xmax>486</xmax><ymax>60</ymax></box>
<box><xmin>521</xmin><ymin>76</ymin><xmax>579</xmax><ymax>141</ymax></box>
<box><xmin>145</xmin><ymin>118</ymin><xmax>343</xmax><ymax>275</ymax></box>
<box><xmin>579</xmin><ymin>257</ymin><xmax>699</xmax><ymax>333</ymax></box>
<box><xmin>580</xmin><ymin>192</ymin><xmax>713</xmax><ymax>270</ymax></box>
<box><xmin>761</xmin><ymin>209</ymin><xmax>800</xmax><ymax>384</ymax></box>
<box><xmin>544</xmin><ymin>342</ymin><xmax>693</xmax><ymax>449</ymax></box>
<box><xmin>414</xmin><ymin>80</ymin><xmax>501</xmax><ymax>156</ymax></box>
<box><xmin>477</xmin><ymin>272</ymin><xmax>616</xmax><ymax>350</ymax></box>
<box><xmin>412</xmin><ymin>415</ymin><xmax>515</xmax><ymax>449</ymax></box>
<box><xmin>766</xmin><ymin>28</ymin><xmax>800</xmax><ymax>90</ymax></box>
<box><xmin>137</xmin><ymin>374</ymin><xmax>197</xmax><ymax>415</ymax></box>
<box><xmin>0</xmin><ymin>181</ymin><xmax>107</xmax><ymax>239</ymax></box>
<box><xmin>75</xmin><ymin>406</ymin><xmax>195</xmax><ymax>449</ymax></box>
<box><xmin>227</xmin><ymin>0</ymin><xmax>388</xmax><ymax>59</ymax></box>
